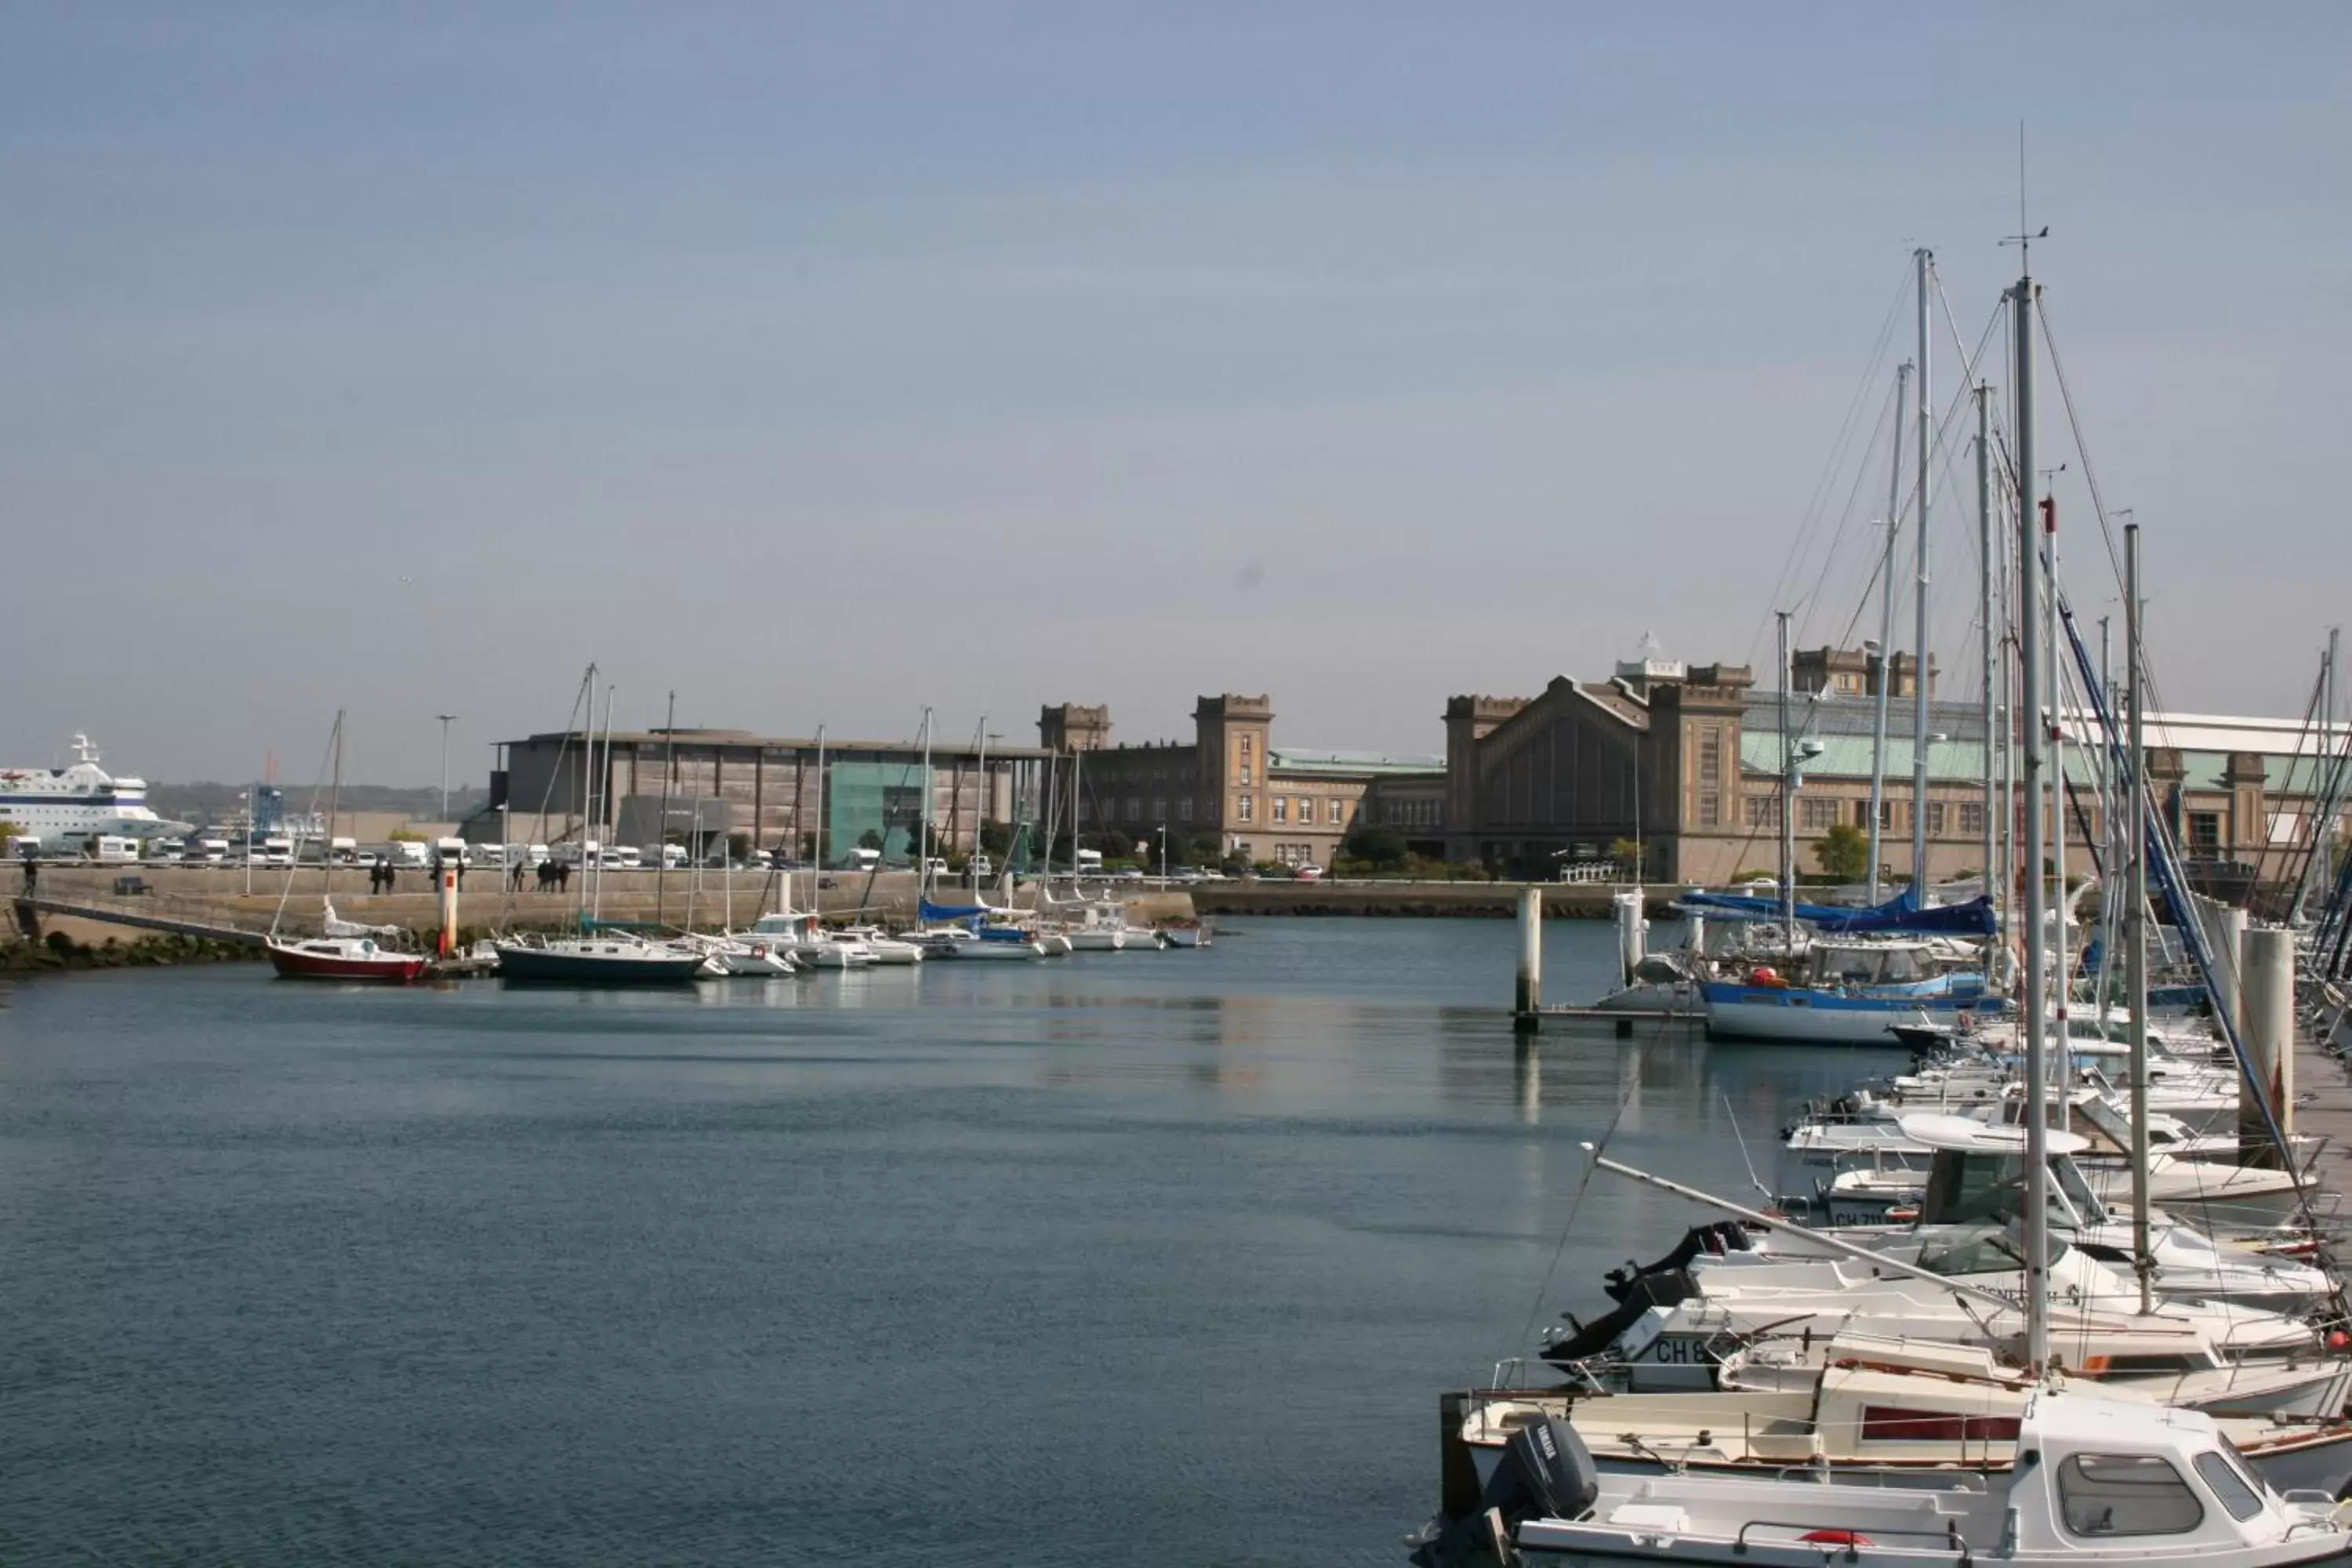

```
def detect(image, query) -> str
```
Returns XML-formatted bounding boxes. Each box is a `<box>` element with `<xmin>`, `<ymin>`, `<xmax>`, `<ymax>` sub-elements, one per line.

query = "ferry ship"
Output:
<box><xmin>0</xmin><ymin>735</ymin><xmax>193</xmax><ymax>848</ymax></box>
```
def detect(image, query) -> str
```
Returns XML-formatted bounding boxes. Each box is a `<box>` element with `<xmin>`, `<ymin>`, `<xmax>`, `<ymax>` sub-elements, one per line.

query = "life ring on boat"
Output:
<box><xmin>1748</xmin><ymin>966</ymin><xmax>1787</xmax><ymax>988</ymax></box>
<box><xmin>750</xmin><ymin>944</ymin><xmax>768</xmax><ymax>959</ymax></box>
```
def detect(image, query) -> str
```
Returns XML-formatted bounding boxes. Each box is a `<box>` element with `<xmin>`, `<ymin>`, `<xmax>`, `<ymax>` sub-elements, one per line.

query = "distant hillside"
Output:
<box><xmin>149</xmin><ymin>782</ymin><xmax>490</xmax><ymax>825</ymax></box>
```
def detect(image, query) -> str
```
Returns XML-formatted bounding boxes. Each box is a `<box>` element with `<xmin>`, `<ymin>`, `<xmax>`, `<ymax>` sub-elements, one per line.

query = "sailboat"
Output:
<box><xmin>265</xmin><ymin>713</ymin><xmax>430</xmax><ymax>983</ymax></box>
<box><xmin>493</xmin><ymin>669</ymin><xmax>714</xmax><ymax>985</ymax></box>
<box><xmin>1412</xmin><ymin>255</ymin><xmax>2352</xmax><ymax>1568</ymax></box>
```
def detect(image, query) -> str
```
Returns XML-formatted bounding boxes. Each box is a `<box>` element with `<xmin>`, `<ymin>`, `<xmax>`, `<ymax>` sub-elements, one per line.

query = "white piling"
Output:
<box><xmin>2239</xmin><ymin>924</ymin><xmax>2296</xmax><ymax>1166</ymax></box>
<box><xmin>1514</xmin><ymin>887</ymin><xmax>1543</xmax><ymax>1031</ymax></box>
<box><xmin>1613</xmin><ymin>889</ymin><xmax>1647</xmax><ymax>986</ymax></box>
<box><xmin>2195</xmin><ymin>895</ymin><xmax>2249</xmax><ymax>1039</ymax></box>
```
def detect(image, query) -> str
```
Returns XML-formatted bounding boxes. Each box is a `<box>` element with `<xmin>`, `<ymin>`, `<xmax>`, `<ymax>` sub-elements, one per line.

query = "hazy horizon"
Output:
<box><xmin>5</xmin><ymin>5</ymin><xmax>2346</xmax><ymax>787</ymax></box>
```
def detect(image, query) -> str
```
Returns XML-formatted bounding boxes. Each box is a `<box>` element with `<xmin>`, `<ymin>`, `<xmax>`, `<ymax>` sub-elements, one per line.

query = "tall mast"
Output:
<box><xmin>917</xmin><ymin>706</ymin><xmax>934</xmax><ymax>898</ymax></box>
<box><xmin>1910</xmin><ymin>248</ymin><xmax>1933</xmax><ymax>891</ymax></box>
<box><xmin>1778</xmin><ymin>610</ymin><xmax>1796</xmax><ymax>935</ymax></box>
<box><xmin>1976</xmin><ymin>384</ymin><xmax>1997</xmax><ymax>905</ymax></box>
<box><xmin>2013</xmin><ymin>263</ymin><xmax>2051</xmax><ymax>1380</ymax></box>
<box><xmin>593</xmin><ymin>681</ymin><xmax>616</xmax><ymax>925</ymax></box>
<box><xmin>973</xmin><ymin>724</ymin><xmax>989</xmax><ymax>892</ymax></box>
<box><xmin>655</xmin><ymin>689</ymin><xmax>676</xmax><ymax>929</ymax></box>
<box><xmin>1867</xmin><ymin>362</ymin><xmax>1908</xmax><ymax>902</ymax></box>
<box><xmin>576</xmin><ymin>662</ymin><xmax>597</xmax><ymax>931</ymax></box>
<box><xmin>811</xmin><ymin>724</ymin><xmax>826</xmax><ymax>912</ymax></box>
<box><xmin>2125</xmin><ymin>521</ymin><xmax>2153</xmax><ymax>1314</ymax></box>
<box><xmin>2046</xmin><ymin>494</ymin><xmax>2068</xmax><ymax>1051</ymax></box>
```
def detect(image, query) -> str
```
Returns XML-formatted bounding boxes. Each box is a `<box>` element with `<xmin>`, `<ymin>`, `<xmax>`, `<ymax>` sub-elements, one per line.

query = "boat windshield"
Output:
<box><xmin>1915</xmin><ymin>1221</ymin><xmax>2063</xmax><ymax>1277</ymax></box>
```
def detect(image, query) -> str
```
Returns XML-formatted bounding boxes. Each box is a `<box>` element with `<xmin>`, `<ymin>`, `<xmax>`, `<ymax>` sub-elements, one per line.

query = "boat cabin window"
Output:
<box><xmin>2192</xmin><ymin>1450</ymin><xmax>2265</xmax><ymax>1523</ymax></box>
<box><xmin>1816</xmin><ymin>947</ymin><xmax>1884</xmax><ymax>985</ymax></box>
<box><xmin>2056</xmin><ymin>1454</ymin><xmax>2204</xmax><ymax>1537</ymax></box>
<box><xmin>1915</xmin><ymin>1223</ymin><xmax>2059</xmax><ymax>1277</ymax></box>
<box><xmin>1919</xmin><ymin>1152</ymin><xmax>2092</xmax><ymax>1229</ymax></box>
<box><xmin>1877</xmin><ymin>947</ymin><xmax>1923</xmax><ymax>982</ymax></box>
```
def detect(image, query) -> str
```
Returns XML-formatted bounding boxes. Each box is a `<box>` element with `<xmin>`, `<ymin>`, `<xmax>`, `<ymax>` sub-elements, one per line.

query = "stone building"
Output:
<box><xmin>1414</xmin><ymin>648</ymin><xmax>2347</xmax><ymax>898</ymax></box>
<box><xmin>1037</xmin><ymin>695</ymin><xmax>1443</xmax><ymax>867</ymax></box>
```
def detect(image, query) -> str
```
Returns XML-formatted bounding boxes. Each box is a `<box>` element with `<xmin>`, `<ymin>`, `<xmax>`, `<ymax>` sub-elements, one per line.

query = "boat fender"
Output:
<box><xmin>1750</xmin><ymin>966</ymin><xmax>1787</xmax><ymax>988</ymax></box>
<box><xmin>1799</xmin><ymin>1529</ymin><xmax>1872</xmax><ymax>1556</ymax></box>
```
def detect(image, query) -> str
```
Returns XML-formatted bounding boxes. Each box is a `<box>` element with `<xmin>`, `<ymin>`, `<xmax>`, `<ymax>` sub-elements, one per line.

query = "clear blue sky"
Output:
<box><xmin>3</xmin><ymin>3</ymin><xmax>2344</xmax><ymax>784</ymax></box>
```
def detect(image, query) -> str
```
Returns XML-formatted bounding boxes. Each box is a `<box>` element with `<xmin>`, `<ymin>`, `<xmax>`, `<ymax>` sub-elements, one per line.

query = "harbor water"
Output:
<box><xmin>0</xmin><ymin>918</ymin><xmax>1906</xmax><ymax>1566</ymax></box>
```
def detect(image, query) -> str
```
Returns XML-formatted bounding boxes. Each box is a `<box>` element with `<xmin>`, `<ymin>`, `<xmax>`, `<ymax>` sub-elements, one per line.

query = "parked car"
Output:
<box><xmin>1294</xmin><ymin>865</ymin><xmax>1325</xmax><ymax>881</ymax></box>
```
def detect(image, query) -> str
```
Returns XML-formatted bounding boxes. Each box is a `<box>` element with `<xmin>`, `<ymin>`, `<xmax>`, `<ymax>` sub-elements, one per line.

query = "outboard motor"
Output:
<box><xmin>1484</xmin><ymin>1417</ymin><xmax>1600</xmax><ymax>1532</ymax></box>
<box><xmin>1411</xmin><ymin>1415</ymin><xmax>1601</xmax><ymax>1568</ymax></box>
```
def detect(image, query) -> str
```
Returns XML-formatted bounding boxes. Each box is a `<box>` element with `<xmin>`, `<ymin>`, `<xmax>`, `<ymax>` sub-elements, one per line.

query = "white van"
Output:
<box><xmin>841</xmin><ymin>846</ymin><xmax>881</xmax><ymax>873</ymax></box>
<box><xmin>387</xmin><ymin>840</ymin><xmax>431</xmax><ymax>869</ymax></box>
<box><xmin>649</xmin><ymin>844</ymin><xmax>688</xmax><ymax>869</ymax></box>
<box><xmin>431</xmin><ymin>836</ymin><xmax>470</xmax><ymax>869</ymax></box>
<box><xmin>1074</xmin><ymin>848</ymin><xmax>1104</xmax><ymax>876</ymax></box>
<box><xmin>89</xmin><ymin>835</ymin><xmax>142</xmax><ymax>864</ymax></box>
<box><xmin>191</xmin><ymin>837</ymin><xmax>231</xmax><ymax>866</ymax></box>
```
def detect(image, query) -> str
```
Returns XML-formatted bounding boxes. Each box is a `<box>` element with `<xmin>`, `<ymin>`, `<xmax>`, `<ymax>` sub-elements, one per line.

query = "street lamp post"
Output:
<box><xmin>1157</xmin><ymin>825</ymin><xmax>1168</xmax><ymax>882</ymax></box>
<box><xmin>435</xmin><ymin>714</ymin><xmax>459</xmax><ymax>822</ymax></box>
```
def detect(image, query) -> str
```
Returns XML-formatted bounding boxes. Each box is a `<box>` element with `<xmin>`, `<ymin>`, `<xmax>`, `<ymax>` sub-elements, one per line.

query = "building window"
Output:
<box><xmin>1178</xmin><ymin>797</ymin><xmax>1194</xmax><ymax>822</ymax></box>
<box><xmin>1152</xmin><ymin>797</ymin><xmax>1166</xmax><ymax>822</ymax></box>
<box><xmin>1272</xmin><ymin>797</ymin><xmax>1288</xmax><ymax>823</ymax></box>
<box><xmin>1800</xmin><ymin>797</ymin><xmax>1839</xmax><ymax>830</ymax></box>
<box><xmin>1327</xmin><ymin>798</ymin><xmax>1345</xmax><ymax>826</ymax></box>
<box><xmin>1238</xmin><ymin>735</ymin><xmax>1253</xmax><ymax>786</ymax></box>
<box><xmin>1699</xmin><ymin>728</ymin><xmax>1722</xmax><ymax>786</ymax></box>
<box><xmin>1126</xmin><ymin>797</ymin><xmax>1141</xmax><ymax>822</ymax></box>
<box><xmin>2188</xmin><ymin>811</ymin><xmax>2221</xmax><ymax>853</ymax></box>
<box><xmin>1926</xmin><ymin>801</ymin><xmax>1948</xmax><ymax>836</ymax></box>
<box><xmin>1698</xmin><ymin>793</ymin><xmax>1720</xmax><ymax>826</ymax></box>
<box><xmin>1744</xmin><ymin>795</ymin><xmax>1782</xmax><ymax>828</ymax></box>
<box><xmin>1237</xmin><ymin>794</ymin><xmax>1253</xmax><ymax>823</ymax></box>
<box><xmin>1294</xmin><ymin>797</ymin><xmax>1309</xmax><ymax>822</ymax></box>
<box><xmin>1835</xmin><ymin>672</ymin><xmax>1863</xmax><ymax>695</ymax></box>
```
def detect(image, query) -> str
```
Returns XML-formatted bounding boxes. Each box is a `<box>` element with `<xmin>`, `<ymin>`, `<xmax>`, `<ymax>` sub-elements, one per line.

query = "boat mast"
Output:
<box><xmin>1778</xmin><ymin>609</ymin><xmax>1796</xmax><ymax>936</ymax></box>
<box><xmin>2125</xmin><ymin>521</ymin><xmax>2154</xmax><ymax>1314</ymax></box>
<box><xmin>1910</xmin><ymin>248</ymin><xmax>1933</xmax><ymax>893</ymax></box>
<box><xmin>1976</xmin><ymin>384</ymin><xmax>1997</xmax><ymax>912</ymax></box>
<box><xmin>595</xmin><ymin>680</ymin><xmax>617</xmax><ymax>927</ymax></box>
<box><xmin>917</xmin><ymin>706</ymin><xmax>934</xmax><ymax>901</ymax></box>
<box><xmin>811</xmin><ymin>723</ymin><xmax>826</xmax><ymax>913</ymax></box>
<box><xmin>1867</xmin><ymin>361</ymin><xmax>1908</xmax><ymax>903</ymax></box>
<box><xmin>973</xmin><ymin>723</ymin><xmax>989</xmax><ymax>894</ymax></box>
<box><xmin>655</xmin><ymin>689</ymin><xmax>676</xmax><ymax>930</ymax></box>
<box><xmin>575</xmin><ymin>662</ymin><xmax>597</xmax><ymax>932</ymax></box>
<box><xmin>2045</xmin><ymin>492</ymin><xmax>2069</xmax><ymax>1058</ymax></box>
<box><xmin>2013</xmin><ymin>256</ymin><xmax>2052</xmax><ymax>1380</ymax></box>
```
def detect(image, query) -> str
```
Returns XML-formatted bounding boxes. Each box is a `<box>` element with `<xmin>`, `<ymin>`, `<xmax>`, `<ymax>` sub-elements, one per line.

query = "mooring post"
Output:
<box><xmin>1513</xmin><ymin>886</ymin><xmax>1542</xmax><ymax>1032</ymax></box>
<box><xmin>2194</xmin><ymin>895</ymin><xmax>2248</xmax><ymax>1040</ymax></box>
<box><xmin>2239</xmin><ymin>924</ymin><xmax>2296</xmax><ymax>1167</ymax></box>
<box><xmin>437</xmin><ymin>860</ymin><xmax>460</xmax><ymax>958</ymax></box>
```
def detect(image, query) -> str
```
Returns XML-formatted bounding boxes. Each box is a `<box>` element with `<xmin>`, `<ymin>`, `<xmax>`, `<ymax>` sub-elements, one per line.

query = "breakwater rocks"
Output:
<box><xmin>1</xmin><ymin>931</ymin><xmax>262</xmax><ymax>975</ymax></box>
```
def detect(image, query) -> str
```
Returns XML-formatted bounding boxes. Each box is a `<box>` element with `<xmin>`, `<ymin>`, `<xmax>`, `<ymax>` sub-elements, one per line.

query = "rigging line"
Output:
<box><xmin>1748</xmin><ymin>257</ymin><xmax>1916</xmax><ymax>666</ymax></box>
<box><xmin>1515</xmin><ymin>1034</ymin><xmax>1653</xmax><ymax>1353</ymax></box>
<box><xmin>1791</xmin><ymin>379</ymin><xmax>1903</xmax><ymax>650</ymax></box>
<box><xmin>2034</xmin><ymin>294</ymin><xmax>2129</xmax><ymax>596</ymax></box>
<box><xmin>1934</xmin><ymin>278</ymin><xmax>2007</xmax><ymax>409</ymax></box>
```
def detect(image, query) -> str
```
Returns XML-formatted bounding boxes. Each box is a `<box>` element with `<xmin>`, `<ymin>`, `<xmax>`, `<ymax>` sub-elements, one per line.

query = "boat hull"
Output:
<box><xmin>266</xmin><ymin>939</ymin><xmax>429</xmax><ymax>983</ymax></box>
<box><xmin>494</xmin><ymin>944</ymin><xmax>709</xmax><ymax>984</ymax></box>
<box><xmin>1701</xmin><ymin>983</ymin><xmax>1989</xmax><ymax>1044</ymax></box>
